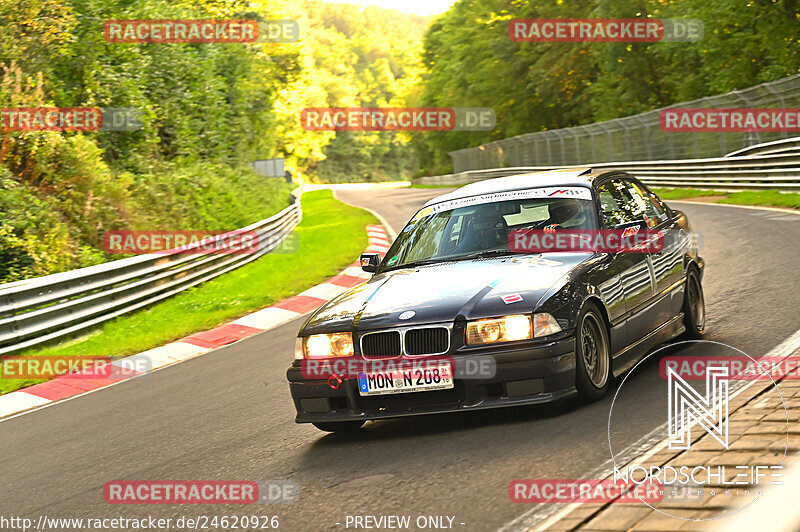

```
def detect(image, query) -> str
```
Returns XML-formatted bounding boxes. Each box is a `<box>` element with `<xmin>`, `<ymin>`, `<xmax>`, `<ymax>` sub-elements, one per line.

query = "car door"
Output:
<box><xmin>594</xmin><ymin>178</ymin><xmax>657</xmax><ymax>352</ymax></box>
<box><xmin>625</xmin><ymin>179</ymin><xmax>687</xmax><ymax>326</ymax></box>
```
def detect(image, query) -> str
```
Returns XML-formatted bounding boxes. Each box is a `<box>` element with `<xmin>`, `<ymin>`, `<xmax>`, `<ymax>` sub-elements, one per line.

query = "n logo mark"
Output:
<box><xmin>667</xmin><ymin>365</ymin><xmax>729</xmax><ymax>450</ymax></box>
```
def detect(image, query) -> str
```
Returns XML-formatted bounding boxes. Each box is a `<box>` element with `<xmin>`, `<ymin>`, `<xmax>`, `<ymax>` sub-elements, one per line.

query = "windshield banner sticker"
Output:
<box><xmin>426</xmin><ymin>187</ymin><xmax>592</xmax><ymax>214</ymax></box>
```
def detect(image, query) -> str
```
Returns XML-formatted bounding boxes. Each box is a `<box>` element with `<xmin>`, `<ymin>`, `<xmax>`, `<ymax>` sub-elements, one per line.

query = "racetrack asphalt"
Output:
<box><xmin>0</xmin><ymin>187</ymin><xmax>798</xmax><ymax>531</ymax></box>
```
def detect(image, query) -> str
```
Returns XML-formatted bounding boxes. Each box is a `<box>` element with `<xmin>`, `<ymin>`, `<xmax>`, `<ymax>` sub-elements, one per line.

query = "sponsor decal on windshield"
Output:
<box><xmin>426</xmin><ymin>187</ymin><xmax>593</xmax><ymax>214</ymax></box>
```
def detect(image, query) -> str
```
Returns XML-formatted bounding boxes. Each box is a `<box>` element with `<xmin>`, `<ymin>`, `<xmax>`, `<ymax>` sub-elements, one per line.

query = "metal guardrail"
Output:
<box><xmin>418</xmin><ymin>143</ymin><xmax>800</xmax><ymax>191</ymax></box>
<box><xmin>0</xmin><ymin>191</ymin><xmax>302</xmax><ymax>356</ymax></box>
<box><xmin>449</xmin><ymin>74</ymin><xmax>800</xmax><ymax>172</ymax></box>
<box><xmin>725</xmin><ymin>136</ymin><xmax>800</xmax><ymax>157</ymax></box>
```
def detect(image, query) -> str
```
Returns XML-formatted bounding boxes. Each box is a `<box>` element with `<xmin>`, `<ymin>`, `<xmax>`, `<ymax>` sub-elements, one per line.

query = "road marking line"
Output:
<box><xmin>113</xmin><ymin>350</ymin><xmax>181</xmax><ymax>371</ymax></box>
<box><xmin>0</xmin><ymin>391</ymin><xmax>51</xmax><ymax>417</ymax></box>
<box><xmin>231</xmin><ymin>307</ymin><xmax>300</xmax><ymax>330</ymax></box>
<box><xmin>764</xmin><ymin>215</ymin><xmax>800</xmax><ymax>221</ymax></box>
<box><xmin>0</xmin><ymin>347</ymin><xmax>254</xmax><ymax>423</ymax></box>
<box><xmin>343</xmin><ymin>266</ymin><xmax>368</xmax><ymax>277</ymax></box>
<box><xmin>272</xmin><ymin>295</ymin><xmax>328</xmax><ymax>313</ymax></box>
<box><xmin>300</xmin><ymin>283</ymin><xmax>349</xmax><ymax>301</ymax></box>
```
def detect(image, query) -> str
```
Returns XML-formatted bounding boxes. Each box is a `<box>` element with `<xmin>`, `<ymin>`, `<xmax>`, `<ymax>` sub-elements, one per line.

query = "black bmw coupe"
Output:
<box><xmin>287</xmin><ymin>168</ymin><xmax>705</xmax><ymax>432</ymax></box>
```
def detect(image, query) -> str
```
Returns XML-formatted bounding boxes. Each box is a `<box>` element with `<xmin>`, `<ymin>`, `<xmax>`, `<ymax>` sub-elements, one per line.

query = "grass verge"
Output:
<box><xmin>653</xmin><ymin>188</ymin><xmax>800</xmax><ymax>210</ymax></box>
<box><xmin>719</xmin><ymin>190</ymin><xmax>800</xmax><ymax>210</ymax></box>
<box><xmin>651</xmin><ymin>188</ymin><xmax>725</xmax><ymax>200</ymax></box>
<box><xmin>1</xmin><ymin>190</ymin><xmax>376</xmax><ymax>395</ymax></box>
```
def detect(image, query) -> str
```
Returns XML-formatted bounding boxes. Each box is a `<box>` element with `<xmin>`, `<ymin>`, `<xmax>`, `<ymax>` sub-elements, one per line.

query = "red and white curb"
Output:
<box><xmin>0</xmin><ymin>224</ymin><xmax>390</xmax><ymax>419</ymax></box>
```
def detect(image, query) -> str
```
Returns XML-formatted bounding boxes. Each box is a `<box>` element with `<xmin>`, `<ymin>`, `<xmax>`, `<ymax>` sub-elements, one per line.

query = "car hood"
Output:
<box><xmin>301</xmin><ymin>254</ymin><xmax>593</xmax><ymax>334</ymax></box>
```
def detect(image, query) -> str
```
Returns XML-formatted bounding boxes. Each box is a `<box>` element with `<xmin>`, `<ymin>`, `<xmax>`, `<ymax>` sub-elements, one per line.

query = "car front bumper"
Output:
<box><xmin>286</xmin><ymin>335</ymin><xmax>576</xmax><ymax>423</ymax></box>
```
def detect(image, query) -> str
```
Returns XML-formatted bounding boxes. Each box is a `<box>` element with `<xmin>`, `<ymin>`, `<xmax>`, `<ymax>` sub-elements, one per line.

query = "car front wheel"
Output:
<box><xmin>575</xmin><ymin>302</ymin><xmax>611</xmax><ymax>402</ymax></box>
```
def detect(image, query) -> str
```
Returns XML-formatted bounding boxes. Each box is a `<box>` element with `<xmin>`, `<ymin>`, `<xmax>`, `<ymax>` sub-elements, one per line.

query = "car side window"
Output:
<box><xmin>596</xmin><ymin>179</ymin><xmax>644</xmax><ymax>228</ymax></box>
<box><xmin>626</xmin><ymin>180</ymin><xmax>669</xmax><ymax>226</ymax></box>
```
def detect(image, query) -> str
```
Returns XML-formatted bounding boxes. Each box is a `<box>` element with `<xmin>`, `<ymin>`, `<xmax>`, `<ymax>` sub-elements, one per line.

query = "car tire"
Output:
<box><xmin>575</xmin><ymin>302</ymin><xmax>612</xmax><ymax>402</ymax></box>
<box><xmin>312</xmin><ymin>421</ymin><xmax>365</xmax><ymax>433</ymax></box>
<box><xmin>682</xmin><ymin>268</ymin><xmax>706</xmax><ymax>339</ymax></box>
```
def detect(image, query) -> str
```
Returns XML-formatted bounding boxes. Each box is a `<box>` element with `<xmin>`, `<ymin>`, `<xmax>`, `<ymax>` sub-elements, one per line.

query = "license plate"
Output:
<box><xmin>357</xmin><ymin>362</ymin><xmax>454</xmax><ymax>396</ymax></box>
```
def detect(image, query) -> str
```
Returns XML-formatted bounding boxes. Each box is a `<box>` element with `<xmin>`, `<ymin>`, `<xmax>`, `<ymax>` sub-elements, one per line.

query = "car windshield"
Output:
<box><xmin>381</xmin><ymin>191</ymin><xmax>597</xmax><ymax>271</ymax></box>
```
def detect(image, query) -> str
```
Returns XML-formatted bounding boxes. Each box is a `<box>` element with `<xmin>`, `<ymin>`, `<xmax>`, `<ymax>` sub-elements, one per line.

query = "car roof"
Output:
<box><xmin>423</xmin><ymin>167</ymin><xmax>623</xmax><ymax>207</ymax></box>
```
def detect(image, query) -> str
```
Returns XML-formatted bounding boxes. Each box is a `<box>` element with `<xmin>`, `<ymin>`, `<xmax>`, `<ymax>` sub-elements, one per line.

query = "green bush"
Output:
<box><xmin>0</xmin><ymin>0</ymin><xmax>295</xmax><ymax>283</ymax></box>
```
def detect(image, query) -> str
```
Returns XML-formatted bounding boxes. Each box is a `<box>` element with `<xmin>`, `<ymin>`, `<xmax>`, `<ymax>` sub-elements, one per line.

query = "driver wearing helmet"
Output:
<box><xmin>542</xmin><ymin>200</ymin><xmax>585</xmax><ymax>233</ymax></box>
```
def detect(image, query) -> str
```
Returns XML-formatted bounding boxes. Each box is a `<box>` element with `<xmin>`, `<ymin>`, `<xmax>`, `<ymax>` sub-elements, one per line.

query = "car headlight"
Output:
<box><xmin>300</xmin><ymin>333</ymin><xmax>354</xmax><ymax>358</ymax></box>
<box><xmin>465</xmin><ymin>313</ymin><xmax>562</xmax><ymax>345</ymax></box>
<box><xmin>466</xmin><ymin>315</ymin><xmax>532</xmax><ymax>345</ymax></box>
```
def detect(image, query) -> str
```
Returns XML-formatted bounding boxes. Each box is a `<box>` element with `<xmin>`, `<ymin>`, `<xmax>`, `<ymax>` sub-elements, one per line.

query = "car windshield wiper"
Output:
<box><xmin>450</xmin><ymin>249</ymin><xmax>521</xmax><ymax>261</ymax></box>
<box><xmin>382</xmin><ymin>258</ymin><xmax>443</xmax><ymax>272</ymax></box>
<box><xmin>383</xmin><ymin>250</ymin><xmax>522</xmax><ymax>272</ymax></box>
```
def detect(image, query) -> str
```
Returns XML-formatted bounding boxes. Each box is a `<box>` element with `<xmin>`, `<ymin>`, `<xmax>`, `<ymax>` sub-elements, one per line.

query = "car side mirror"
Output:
<box><xmin>360</xmin><ymin>253</ymin><xmax>381</xmax><ymax>273</ymax></box>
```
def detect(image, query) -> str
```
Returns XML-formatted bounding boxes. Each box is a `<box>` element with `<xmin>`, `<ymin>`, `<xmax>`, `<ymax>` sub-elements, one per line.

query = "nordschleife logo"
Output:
<box><xmin>667</xmin><ymin>365</ymin><xmax>729</xmax><ymax>450</ymax></box>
